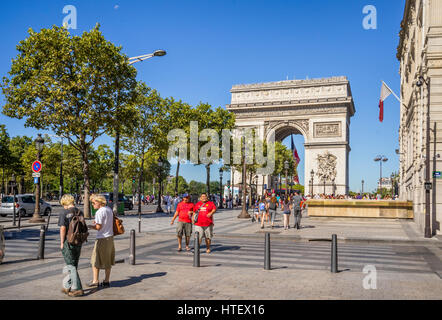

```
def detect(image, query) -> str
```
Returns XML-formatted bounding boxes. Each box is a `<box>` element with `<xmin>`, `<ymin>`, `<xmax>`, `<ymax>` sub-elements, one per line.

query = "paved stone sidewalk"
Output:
<box><xmin>1</xmin><ymin>232</ymin><xmax>441</xmax><ymax>300</ymax></box>
<box><xmin>1</xmin><ymin>207</ymin><xmax>441</xmax><ymax>300</ymax></box>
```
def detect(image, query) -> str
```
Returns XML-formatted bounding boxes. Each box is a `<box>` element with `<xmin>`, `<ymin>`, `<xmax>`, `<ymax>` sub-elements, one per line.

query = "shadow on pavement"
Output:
<box><xmin>337</xmin><ymin>268</ymin><xmax>351</xmax><ymax>273</ymax></box>
<box><xmin>109</xmin><ymin>272</ymin><xmax>167</xmax><ymax>288</ymax></box>
<box><xmin>210</xmin><ymin>245</ymin><xmax>241</xmax><ymax>252</ymax></box>
<box><xmin>2</xmin><ymin>256</ymin><xmax>61</xmax><ymax>265</ymax></box>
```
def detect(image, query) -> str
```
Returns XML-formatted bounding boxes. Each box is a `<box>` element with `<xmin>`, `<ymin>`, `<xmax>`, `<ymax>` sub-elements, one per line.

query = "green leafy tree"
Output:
<box><xmin>191</xmin><ymin>103</ymin><xmax>235</xmax><ymax>195</ymax></box>
<box><xmin>121</xmin><ymin>82</ymin><xmax>164</xmax><ymax>205</ymax></box>
<box><xmin>165</xmin><ymin>176</ymin><xmax>189</xmax><ymax>195</ymax></box>
<box><xmin>0</xmin><ymin>124</ymin><xmax>11</xmax><ymax>194</ymax></box>
<box><xmin>89</xmin><ymin>145</ymin><xmax>114</xmax><ymax>192</ymax></box>
<box><xmin>8</xmin><ymin>135</ymin><xmax>32</xmax><ymax>193</ymax></box>
<box><xmin>1</xmin><ymin>25</ymin><xmax>138</xmax><ymax>217</ymax></box>
<box><xmin>188</xmin><ymin>180</ymin><xmax>207</xmax><ymax>195</ymax></box>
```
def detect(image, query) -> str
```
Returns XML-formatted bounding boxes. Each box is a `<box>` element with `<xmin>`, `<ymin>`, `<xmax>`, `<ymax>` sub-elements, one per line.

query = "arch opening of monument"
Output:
<box><xmin>226</xmin><ymin>76</ymin><xmax>355</xmax><ymax>197</ymax></box>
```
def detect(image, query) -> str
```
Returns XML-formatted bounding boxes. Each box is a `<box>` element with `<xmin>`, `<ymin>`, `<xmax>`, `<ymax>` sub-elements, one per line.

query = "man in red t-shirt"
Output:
<box><xmin>193</xmin><ymin>193</ymin><xmax>217</xmax><ymax>253</ymax></box>
<box><xmin>171</xmin><ymin>194</ymin><xmax>194</xmax><ymax>252</ymax></box>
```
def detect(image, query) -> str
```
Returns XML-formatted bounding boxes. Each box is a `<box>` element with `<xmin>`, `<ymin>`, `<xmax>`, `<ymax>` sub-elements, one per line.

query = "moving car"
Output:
<box><xmin>0</xmin><ymin>194</ymin><xmax>52</xmax><ymax>217</ymax></box>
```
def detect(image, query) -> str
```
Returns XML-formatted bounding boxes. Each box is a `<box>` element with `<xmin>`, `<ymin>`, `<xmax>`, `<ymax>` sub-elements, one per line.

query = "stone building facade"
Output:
<box><xmin>397</xmin><ymin>0</ymin><xmax>442</xmax><ymax>235</ymax></box>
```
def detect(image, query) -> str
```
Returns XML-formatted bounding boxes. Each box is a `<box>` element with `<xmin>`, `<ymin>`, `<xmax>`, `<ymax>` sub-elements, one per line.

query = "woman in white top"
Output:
<box><xmin>88</xmin><ymin>194</ymin><xmax>115</xmax><ymax>288</ymax></box>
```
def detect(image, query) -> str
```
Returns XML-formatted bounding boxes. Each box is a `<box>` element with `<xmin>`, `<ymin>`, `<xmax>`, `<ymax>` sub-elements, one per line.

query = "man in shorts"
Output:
<box><xmin>193</xmin><ymin>193</ymin><xmax>217</xmax><ymax>253</ymax></box>
<box><xmin>171</xmin><ymin>193</ymin><xmax>194</xmax><ymax>252</ymax></box>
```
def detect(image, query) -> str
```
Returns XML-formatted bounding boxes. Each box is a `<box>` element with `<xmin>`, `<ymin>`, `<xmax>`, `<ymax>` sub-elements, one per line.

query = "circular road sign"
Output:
<box><xmin>32</xmin><ymin>160</ymin><xmax>42</xmax><ymax>173</ymax></box>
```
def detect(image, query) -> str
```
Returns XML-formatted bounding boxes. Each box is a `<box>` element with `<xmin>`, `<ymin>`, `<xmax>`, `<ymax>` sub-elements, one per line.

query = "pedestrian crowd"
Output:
<box><xmin>309</xmin><ymin>193</ymin><xmax>399</xmax><ymax>200</ymax></box>
<box><xmin>251</xmin><ymin>191</ymin><xmax>306</xmax><ymax>230</ymax></box>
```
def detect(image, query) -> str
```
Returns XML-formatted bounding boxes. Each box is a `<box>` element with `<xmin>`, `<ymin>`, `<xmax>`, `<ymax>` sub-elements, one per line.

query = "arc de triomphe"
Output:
<box><xmin>226</xmin><ymin>76</ymin><xmax>356</xmax><ymax>196</ymax></box>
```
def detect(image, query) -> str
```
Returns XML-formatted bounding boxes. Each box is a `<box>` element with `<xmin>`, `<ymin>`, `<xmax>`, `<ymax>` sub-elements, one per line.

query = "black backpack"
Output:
<box><xmin>67</xmin><ymin>208</ymin><xmax>89</xmax><ymax>246</ymax></box>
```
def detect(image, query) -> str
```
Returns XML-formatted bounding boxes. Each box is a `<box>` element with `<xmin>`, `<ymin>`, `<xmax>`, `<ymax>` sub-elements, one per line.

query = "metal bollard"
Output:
<box><xmin>129</xmin><ymin>229</ymin><xmax>136</xmax><ymax>265</ymax></box>
<box><xmin>193</xmin><ymin>231</ymin><xmax>200</xmax><ymax>267</ymax></box>
<box><xmin>138</xmin><ymin>215</ymin><xmax>141</xmax><ymax>234</ymax></box>
<box><xmin>37</xmin><ymin>225</ymin><xmax>46</xmax><ymax>260</ymax></box>
<box><xmin>331</xmin><ymin>234</ymin><xmax>338</xmax><ymax>273</ymax></box>
<box><xmin>264</xmin><ymin>233</ymin><xmax>271</xmax><ymax>270</ymax></box>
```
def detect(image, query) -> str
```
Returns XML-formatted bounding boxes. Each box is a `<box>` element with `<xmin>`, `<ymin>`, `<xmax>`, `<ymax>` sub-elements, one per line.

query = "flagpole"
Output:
<box><xmin>382</xmin><ymin>81</ymin><xmax>401</xmax><ymax>103</ymax></box>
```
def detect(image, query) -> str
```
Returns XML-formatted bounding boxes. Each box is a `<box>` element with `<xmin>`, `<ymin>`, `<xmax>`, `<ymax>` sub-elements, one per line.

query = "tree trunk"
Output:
<box><xmin>138</xmin><ymin>153</ymin><xmax>144</xmax><ymax>215</ymax></box>
<box><xmin>206</xmin><ymin>164</ymin><xmax>211</xmax><ymax>196</ymax></box>
<box><xmin>113</xmin><ymin>131</ymin><xmax>120</xmax><ymax>215</ymax></box>
<box><xmin>81</xmin><ymin>142</ymin><xmax>91</xmax><ymax>219</ymax></box>
<box><xmin>175</xmin><ymin>161</ymin><xmax>180</xmax><ymax>195</ymax></box>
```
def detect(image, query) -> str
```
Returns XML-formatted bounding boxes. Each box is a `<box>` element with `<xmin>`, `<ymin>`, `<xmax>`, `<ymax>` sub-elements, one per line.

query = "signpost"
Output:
<box><xmin>32</xmin><ymin>161</ymin><xmax>42</xmax><ymax>185</ymax></box>
<box><xmin>32</xmin><ymin>161</ymin><xmax>42</xmax><ymax>173</ymax></box>
<box><xmin>433</xmin><ymin>171</ymin><xmax>441</xmax><ymax>179</ymax></box>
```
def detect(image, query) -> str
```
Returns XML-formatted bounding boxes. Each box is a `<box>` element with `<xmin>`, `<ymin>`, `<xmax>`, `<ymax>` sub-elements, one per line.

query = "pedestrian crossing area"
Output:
<box><xmin>135</xmin><ymin>237</ymin><xmax>436</xmax><ymax>275</ymax></box>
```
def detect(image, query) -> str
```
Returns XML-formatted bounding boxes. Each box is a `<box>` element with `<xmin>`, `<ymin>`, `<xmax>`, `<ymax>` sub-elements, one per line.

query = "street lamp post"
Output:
<box><xmin>310</xmin><ymin>170</ymin><xmax>314</xmax><ymax>196</ymax></box>
<box><xmin>11</xmin><ymin>174</ymin><xmax>17</xmax><ymax>227</ymax></box>
<box><xmin>417</xmin><ymin>75</ymin><xmax>432</xmax><ymax>238</ymax></box>
<box><xmin>374</xmin><ymin>155</ymin><xmax>388</xmax><ymax>193</ymax></box>
<box><xmin>390</xmin><ymin>173</ymin><xmax>394</xmax><ymax>197</ymax></box>
<box><xmin>30</xmin><ymin>134</ymin><xmax>45</xmax><ymax>223</ymax></box>
<box><xmin>238</xmin><ymin>138</ymin><xmax>251</xmax><ymax>219</ymax></box>
<box><xmin>323</xmin><ymin>177</ymin><xmax>326</xmax><ymax>195</ymax></box>
<box><xmin>284</xmin><ymin>160</ymin><xmax>289</xmax><ymax>198</ymax></box>
<box><xmin>432</xmin><ymin>122</ymin><xmax>439</xmax><ymax>236</ymax></box>
<box><xmin>112</xmin><ymin>49</ymin><xmax>167</xmax><ymax>216</ymax></box>
<box><xmin>156</xmin><ymin>157</ymin><xmax>164</xmax><ymax>213</ymax></box>
<box><xmin>362</xmin><ymin>179</ymin><xmax>364</xmax><ymax>194</ymax></box>
<box><xmin>219</xmin><ymin>168</ymin><xmax>224</xmax><ymax>209</ymax></box>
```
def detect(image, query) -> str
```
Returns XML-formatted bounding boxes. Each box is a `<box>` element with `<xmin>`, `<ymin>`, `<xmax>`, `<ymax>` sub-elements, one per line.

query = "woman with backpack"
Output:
<box><xmin>268</xmin><ymin>194</ymin><xmax>279</xmax><ymax>229</ymax></box>
<box><xmin>58</xmin><ymin>194</ymin><xmax>85</xmax><ymax>297</ymax></box>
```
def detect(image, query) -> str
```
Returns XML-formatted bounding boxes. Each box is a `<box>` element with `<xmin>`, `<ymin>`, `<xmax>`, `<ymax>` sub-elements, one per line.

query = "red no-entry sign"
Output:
<box><xmin>32</xmin><ymin>160</ymin><xmax>42</xmax><ymax>173</ymax></box>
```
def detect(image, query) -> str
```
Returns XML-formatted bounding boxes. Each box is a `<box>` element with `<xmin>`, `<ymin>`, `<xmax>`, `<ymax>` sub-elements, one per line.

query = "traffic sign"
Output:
<box><xmin>433</xmin><ymin>171</ymin><xmax>441</xmax><ymax>179</ymax></box>
<box><xmin>32</xmin><ymin>160</ymin><xmax>42</xmax><ymax>173</ymax></box>
<box><xmin>32</xmin><ymin>172</ymin><xmax>41</xmax><ymax>178</ymax></box>
<box><xmin>33</xmin><ymin>177</ymin><xmax>39</xmax><ymax>184</ymax></box>
<box><xmin>424</xmin><ymin>182</ymin><xmax>432</xmax><ymax>190</ymax></box>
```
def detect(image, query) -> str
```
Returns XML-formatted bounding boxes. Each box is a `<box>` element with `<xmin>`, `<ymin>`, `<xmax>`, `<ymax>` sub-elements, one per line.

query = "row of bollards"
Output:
<box><xmin>264</xmin><ymin>233</ymin><xmax>338</xmax><ymax>272</ymax></box>
<box><xmin>34</xmin><ymin>226</ymin><xmax>338</xmax><ymax>272</ymax></box>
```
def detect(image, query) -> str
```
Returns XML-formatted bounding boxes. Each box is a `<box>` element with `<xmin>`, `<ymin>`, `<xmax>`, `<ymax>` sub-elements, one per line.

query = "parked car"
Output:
<box><xmin>100</xmin><ymin>193</ymin><xmax>133</xmax><ymax>211</ymax></box>
<box><xmin>0</xmin><ymin>194</ymin><xmax>52</xmax><ymax>217</ymax></box>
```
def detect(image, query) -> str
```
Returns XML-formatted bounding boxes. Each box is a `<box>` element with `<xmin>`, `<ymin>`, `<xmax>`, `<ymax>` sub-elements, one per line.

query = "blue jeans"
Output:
<box><xmin>269</xmin><ymin>210</ymin><xmax>277</xmax><ymax>224</ymax></box>
<box><xmin>61</xmin><ymin>241</ymin><xmax>82</xmax><ymax>290</ymax></box>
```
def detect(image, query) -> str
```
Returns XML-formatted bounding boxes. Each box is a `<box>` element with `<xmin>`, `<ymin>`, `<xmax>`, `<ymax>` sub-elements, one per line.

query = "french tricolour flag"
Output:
<box><xmin>379</xmin><ymin>81</ymin><xmax>393</xmax><ymax>123</ymax></box>
<box><xmin>291</xmin><ymin>135</ymin><xmax>300</xmax><ymax>184</ymax></box>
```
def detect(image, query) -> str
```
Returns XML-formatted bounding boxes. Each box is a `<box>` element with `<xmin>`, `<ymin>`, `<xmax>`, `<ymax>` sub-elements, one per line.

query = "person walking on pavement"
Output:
<box><xmin>259</xmin><ymin>198</ymin><xmax>267</xmax><ymax>229</ymax></box>
<box><xmin>172</xmin><ymin>193</ymin><xmax>180</xmax><ymax>214</ymax></box>
<box><xmin>268</xmin><ymin>194</ymin><xmax>278</xmax><ymax>229</ymax></box>
<box><xmin>88</xmin><ymin>194</ymin><xmax>115</xmax><ymax>289</ymax></box>
<box><xmin>58</xmin><ymin>194</ymin><xmax>84</xmax><ymax>297</ymax></box>
<box><xmin>170</xmin><ymin>193</ymin><xmax>194</xmax><ymax>252</ymax></box>
<box><xmin>282</xmin><ymin>197</ymin><xmax>292</xmax><ymax>230</ymax></box>
<box><xmin>292</xmin><ymin>191</ymin><xmax>303</xmax><ymax>229</ymax></box>
<box><xmin>193</xmin><ymin>193</ymin><xmax>217</xmax><ymax>253</ymax></box>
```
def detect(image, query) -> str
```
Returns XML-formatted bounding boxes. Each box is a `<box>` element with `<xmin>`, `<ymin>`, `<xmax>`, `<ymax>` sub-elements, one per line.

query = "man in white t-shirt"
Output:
<box><xmin>88</xmin><ymin>194</ymin><xmax>115</xmax><ymax>288</ymax></box>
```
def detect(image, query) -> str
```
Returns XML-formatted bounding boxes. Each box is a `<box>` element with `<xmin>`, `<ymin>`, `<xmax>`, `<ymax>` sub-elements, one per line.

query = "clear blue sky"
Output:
<box><xmin>0</xmin><ymin>0</ymin><xmax>404</xmax><ymax>193</ymax></box>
